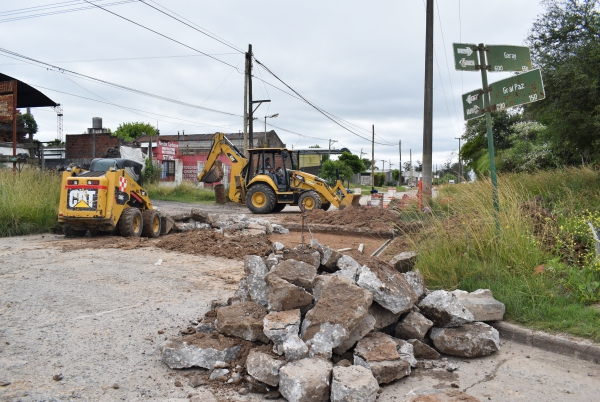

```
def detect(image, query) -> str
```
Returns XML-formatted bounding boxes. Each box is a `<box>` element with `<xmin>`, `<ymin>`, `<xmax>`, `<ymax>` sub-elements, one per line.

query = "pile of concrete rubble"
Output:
<box><xmin>159</xmin><ymin>241</ymin><xmax>505</xmax><ymax>401</ymax></box>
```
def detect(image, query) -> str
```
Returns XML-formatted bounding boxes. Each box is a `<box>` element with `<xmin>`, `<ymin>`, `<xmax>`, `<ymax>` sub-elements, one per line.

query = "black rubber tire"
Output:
<box><xmin>62</xmin><ymin>225</ymin><xmax>87</xmax><ymax>238</ymax></box>
<box><xmin>322</xmin><ymin>202</ymin><xmax>331</xmax><ymax>211</ymax></box>
<box><xmin>246</xmin><ymin>184</ymin><xmax>277</xmax><ymax>214</ymax></box>
<box><xmin>298</xmin><ymin>191</ymin><xmax>323</xmax><ymax>211</ymax></box>
<box><xmin>271</xmin><ymin>203</ymin><xmax>286</xmax><ymax>213</ymax></box>
<box><xmin>142</xmin><ymin>209</ymin><xmax>161</xmax><ymax>238</ymax></box>
<box><xmin>119</xmin><ymin>208</ymin><xmax>143</xmax><ymax>237</ymax></box>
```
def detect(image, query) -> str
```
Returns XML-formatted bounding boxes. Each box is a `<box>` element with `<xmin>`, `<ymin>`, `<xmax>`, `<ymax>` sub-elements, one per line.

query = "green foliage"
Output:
<box><xmin>338</xmin><ymin>151</ymin><xmax>366</xmax><ymax>174</ymax></box>
<box><xmin>0</xmin><ymin>169</ymin><xmax>60</xmax><ymax>237</ymax></box>
<box><xmin>320</xmin><ymin>159</ymin><xmax>353</xmax><ymax>183</ymax></box>
<box><xmin>308</xmin><ymin>144</ymin><xmax>321</xmax><ymax>148</ymax></box>
<box><xmin>113</xmin><ymin>122</ymin><xmax>156</xmax><ymax>141</ymax></box>
<box><xmin>362</xmin><ymin>158</ymin><xmax>377</xmax><ymax>170</ymax></box>
<box><xmin>145</xmin><ymin>181</ymin><xmax>216</xmax><ymax>203</ymax></box>
<box><xmin>143</xmin><ymin>159</ymin><xmax>160</xmax><ymax>184</ymax></box>
<box><xmin>16</xmin><ymin>113</ymin><xmax>38</xmax><ymax>134</ymax></box>
<box><xmin>373</xmin><ymin>172</ymin><xmax>385</xmax><ymax>187</ymax></box>
<box><xmin>47</xmin><ymin>139</ymin><xmax>63</xmax><ymax>146</ymax></box>
<box><xmin>391</xmin><ymin>169</ymin><xmax>400</xmax><ymax>182</ymax></box>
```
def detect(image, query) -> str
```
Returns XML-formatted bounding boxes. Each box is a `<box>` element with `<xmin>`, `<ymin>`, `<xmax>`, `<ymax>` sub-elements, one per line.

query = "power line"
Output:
<box><xmin>0</xmin><ymin>0</ymin><xmax>137</xmax><ymax>23</ymax></box>
<box><xmin>0</xmin><ymin>53</ymin><xmax>240</xmax><ymax>66</ymax></box>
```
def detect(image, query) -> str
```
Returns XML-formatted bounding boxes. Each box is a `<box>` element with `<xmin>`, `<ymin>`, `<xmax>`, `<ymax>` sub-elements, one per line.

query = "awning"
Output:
<box><xmin>0</xmin><ymin>73</ymin><xmax>58</xmax><ymax>108</ymax></box>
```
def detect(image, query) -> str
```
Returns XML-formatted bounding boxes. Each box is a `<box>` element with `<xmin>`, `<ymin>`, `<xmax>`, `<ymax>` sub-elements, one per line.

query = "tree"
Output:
<box><xmin>525</xmin><ymin>0</ymin><xmax>600</xmax><ymax>165</ymax></box>
<box><xmin>17</xmin><ymin>112</ymin><xmax>38</xmax><ymax>135</ymax></box>
<box><xmin>320</xmin><ymin>159</ymin><xmax>353</xmax><ymax>183</ymax></box>
<box><xmin>114</xmin><ymin>122</ymin><xmax>156</xmax><ymax>141</ymax></box>
<box><xmin>414</xmin><ymin>160</ymin><xmax>423</xmax><ymax>172</ymax></box>
<box><xmin>308</xmin><ymin>144</ymin><xmax>321</xmax><ymax>148</ymax></box>
<box><xmin>391</xmin><ymin>169</ymin><xmax>400</xmax><ymax>183</ymax></box>
<box><xmin>362</xmin><ymin>158</ymin><xmax>378</xmax><ymax>171</ymax></box>
<box><xmin>338</xmin><ymin>151</ymin><xmax>366</xmax><ymax>173</ymax></box>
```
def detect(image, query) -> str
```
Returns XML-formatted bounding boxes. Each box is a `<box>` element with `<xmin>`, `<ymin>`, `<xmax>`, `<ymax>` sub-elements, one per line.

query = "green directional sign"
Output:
<box><xmin>489</xmin><ymin>69</ymin><xmax>545</xmax><ymax>110</ymax></box>
<box><xmin>461</xmin><ymin>88</ymin><xmax>485</xmax><ymax>120</ymax></box>
<box><xmin>453</xmin><ymin>43</ymin><xmax>478</xmax><ymax>71</ymax></box>
<box><xmin>487</xmin><ymin>45</ymin><xmax>533</xmax><ymax>73</ymax></box>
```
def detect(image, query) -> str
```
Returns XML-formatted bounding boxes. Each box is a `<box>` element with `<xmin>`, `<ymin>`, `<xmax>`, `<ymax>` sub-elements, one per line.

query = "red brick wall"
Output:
<box><xmin>66</xmin><ymin>133</ymin><xmax>119</xmax><ymax>160</ymax></box>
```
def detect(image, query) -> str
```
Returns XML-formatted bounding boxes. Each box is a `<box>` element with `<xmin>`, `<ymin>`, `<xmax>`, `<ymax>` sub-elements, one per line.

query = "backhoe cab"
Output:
<box><xmin>197</xmin><ymin>133</ymin><xmax>361</xmax><ymax>214</ymax></box>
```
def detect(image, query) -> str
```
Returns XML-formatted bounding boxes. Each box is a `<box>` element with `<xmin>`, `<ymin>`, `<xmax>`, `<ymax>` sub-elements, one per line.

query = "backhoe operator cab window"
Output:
<box><xmin>90</xmin><ymin>158</ymin><xmax>144</xmax><ymax>186</ymax></box>
<box><xmin>246</xmin><ymin>150</ymin><xmax>293</xmax><ymax>189</ymax></box>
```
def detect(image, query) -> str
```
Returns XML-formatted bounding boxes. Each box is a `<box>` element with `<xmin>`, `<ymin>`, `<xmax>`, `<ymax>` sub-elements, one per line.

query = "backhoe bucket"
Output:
<box><xmin>339</xmin><ymin>193</ymin><xmax>362</xmax><ymax>209</ymax></box>
<box><xmin>200</xmin><ymin>160</ymin><xmax>224</xmax><ymax>183</ymax></box>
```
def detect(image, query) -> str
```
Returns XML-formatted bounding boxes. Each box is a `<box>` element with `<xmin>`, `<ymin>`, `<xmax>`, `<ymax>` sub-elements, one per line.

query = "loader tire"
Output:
<box><xmin>246</xmin><ymin>184</ymin><xmax>276</xmax><ymax>214</ymax></box>
<box><xmin>119</xmin><ymin>207</ymin><xmax>143</xmax><ymax>237</ymax></box>
<box><xmin>271</xmin><ymin>203</ymin><xmax>286</xmax><ymax>213</ymax></box>
<box><xmin>63</xmin><ymin>225</ymin><xmax>87</xmax><ymax>238</ymax></box>
<box><xmin>142</xmin><ymin>209</ymin><xmax>161</xmax><ymax>238</ymax></box>
<box><xmin>298</xmin><ymin>191</ymin><xmax>322</xmax><ymax>211</ymax></box>
<box><xmin>322</xmin><ymin>202</ymin><xmax>331</xmax><ymax>211</ymax></box>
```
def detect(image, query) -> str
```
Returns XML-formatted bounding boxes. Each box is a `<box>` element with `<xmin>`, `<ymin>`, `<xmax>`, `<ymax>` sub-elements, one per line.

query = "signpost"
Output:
<box><xmin>453</xmin><ymin>42</ymin><xmax>545</xmax><ymax>231</ymax></box>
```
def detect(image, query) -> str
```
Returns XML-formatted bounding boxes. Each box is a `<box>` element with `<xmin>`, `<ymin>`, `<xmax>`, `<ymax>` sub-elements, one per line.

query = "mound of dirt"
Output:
<box><xmin>157</xmin><ymin>231</ymin><xmax>272</xmax><ymax>260</ymax></box>
<box><xmin>284</xmin><ymin>206</ymin><xmax>402</xmax><ymax>230</ymax></box>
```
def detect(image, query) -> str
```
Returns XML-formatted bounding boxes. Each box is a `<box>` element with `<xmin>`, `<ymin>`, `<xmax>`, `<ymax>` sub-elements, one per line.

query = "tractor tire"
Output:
<box><xmin>62</xmin><ymin>225</ymin><xmax>87</xmax><ymax>238</ymax></box>
<box><xmin>322</xmin><ymin>202</ymin><xmax>331</xmax><ymax>211</ymax></box>
<box><xmin>119</xmin><ymin>207</ymin><xmax>143</xmax><ymax>237</ymax></box>
<box><xmin>271</xmin><ymin>203</ymin><xmax>286</xmax><ymax>213</ymax></box>
<box><xmin>298</xmin><ymin>191</ymin><xmax>322</xmax><ymax>211</ymax></box>
<box><xmin>246</xmin><ymin>184</ymin><xmax>276</xmax><ymax>214</ymax></box>
<box><xmin>142</xmin><ymin>209</ymin><xmax>161</xmax><ymax>238</ymax></box>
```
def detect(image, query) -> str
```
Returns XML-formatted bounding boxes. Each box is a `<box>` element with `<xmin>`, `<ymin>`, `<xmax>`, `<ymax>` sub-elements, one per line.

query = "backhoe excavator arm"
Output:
<box><xmin>197</xmin><ymin>133</ymin><xmax>249</xmax><ymax>204</ymax></box>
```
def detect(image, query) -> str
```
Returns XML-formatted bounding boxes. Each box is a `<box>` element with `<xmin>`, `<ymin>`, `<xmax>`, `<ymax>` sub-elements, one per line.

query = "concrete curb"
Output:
<box><xmin>284</xmin><ymin>223</ymin><xmax>395</xmax><ymax>238</ymax></box>
<box><xmin>491</xmin><ymin>321</ymin><xmax>600</xmax><ymax>363</ymax></box>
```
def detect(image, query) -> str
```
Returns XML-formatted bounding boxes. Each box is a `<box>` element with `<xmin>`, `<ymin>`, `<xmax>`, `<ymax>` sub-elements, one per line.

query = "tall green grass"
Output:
<box><xmin>403</xmin><ymin>167</ymin><xmax>600</xmax><ymax>341</ymax></box>
<box><xmin>145</xmin><ymin>181</ymin><xmax>216</xmax><ymax>203</ymax></box>
<box><xmin>0</xmin><ymin>168</ymin><xmax>61</xmax><ymax>237</ymax></box>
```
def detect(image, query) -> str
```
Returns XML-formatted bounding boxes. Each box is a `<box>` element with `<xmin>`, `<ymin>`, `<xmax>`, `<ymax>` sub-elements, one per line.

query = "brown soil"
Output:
<box><xmin>269</xmin><ymin>231</ymin><xmax>388</xmax><ymax>257</ymax></box>
<box><xmin>282</xmin><ymin>206</ymin><xmax>403</xmax><ymax>230</ymax></box>
<box><xmin>183</xmin><ymin>331</ymin><xmax>241</xmax><ymax>351</ymax></box>
<box><xmin>157</xmin><ymin>231</ymin><xmax>272</xmax><ymax>260</ymax></box>
<box><xmin>379</xmin><ymin>236</ymin><xmax>415</xmax><ymax>262</ymax></box>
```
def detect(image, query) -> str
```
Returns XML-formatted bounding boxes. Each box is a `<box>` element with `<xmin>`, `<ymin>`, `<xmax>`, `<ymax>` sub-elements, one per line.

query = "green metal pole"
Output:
<box><xmin>478</xmin><ymin>44</ymin><xmax>500</xmax><ymax>230</ymax></box>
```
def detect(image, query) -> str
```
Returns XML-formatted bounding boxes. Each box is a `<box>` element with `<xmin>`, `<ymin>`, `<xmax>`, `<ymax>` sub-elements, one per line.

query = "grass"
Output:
<box><xmin>401</xmin><ymin>167</ymin><xmax>600</xmax><ymax>341</ymax></box>
<box><xmin>145</xmin><ymin>181</ymin><xmax>216</xmax><ymax>203</ymax></box>
<box><xmin>0</xmin><ymin>168</ymin><xmax>62</xmax><ymax>237</ymax></box>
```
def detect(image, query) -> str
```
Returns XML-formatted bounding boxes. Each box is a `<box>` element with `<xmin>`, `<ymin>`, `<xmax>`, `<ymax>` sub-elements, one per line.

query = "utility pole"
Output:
<box><xmin>247</xmin><ymin>44</ymin><xmax>254</xmax><ymax>150</ymax></box>
<box><xmin>422</xmin><ymin>0</ymin><xmax>434</xmax><ymax>196</ymax></box>
<box><xmin>455</xmin><ymin>137</ymin><xmax>462</xmax><ymax>183</ymax></box>
<box><xmin>371</xmin><ymin>125</ymin><xmax>375</xmax><ymax>191</ymax></box>
<box><xmin>328</xmin><ymin>139</ymin><xmax>338</xmax><ymax>158</ymax></box>
<box><xmin>410</xmin><ymin>149</ymin><xmax>413</xmax><ymax>185</ymax></box>
<box><xmin>398</xmin><ymin>140</ymin><xmax>402</xmax><ymax>185</ymax></box>
<box><xmin>360</xmin><ymin>148</ymin><xmax>366</xmax><ymax>159</ymax></box>
<box><xmin>243</xmin><ymin>45</ymin><xmax>250</xmax><ymax>153</ymax></box>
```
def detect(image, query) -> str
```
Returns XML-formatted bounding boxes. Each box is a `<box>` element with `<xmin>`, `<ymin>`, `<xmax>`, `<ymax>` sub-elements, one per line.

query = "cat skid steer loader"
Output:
<box><xmin>58</xmin><ymin>158</ymin><xmax>161</xmax><ymax>237</ymax></box>
<box><xmin>197</xmin><ymin>133</ymin><xmax>361</xmax><ymax>214</ymax></box>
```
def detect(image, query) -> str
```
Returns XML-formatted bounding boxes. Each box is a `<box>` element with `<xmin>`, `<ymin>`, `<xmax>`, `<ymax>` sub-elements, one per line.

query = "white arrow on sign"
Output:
<box><xmin>459</xmin><ymin>58</ymin><xmax>476</xmax><ymax>68</ymax></box>
<box><xmin>466</xmin><ymin>94</ymin><xmax>479</xmax><ymax>104</ymax></box>
<box><xmin>456</xmin><ymin>47</ymin><xmax>473</xmax><ymax>57</ymax></box>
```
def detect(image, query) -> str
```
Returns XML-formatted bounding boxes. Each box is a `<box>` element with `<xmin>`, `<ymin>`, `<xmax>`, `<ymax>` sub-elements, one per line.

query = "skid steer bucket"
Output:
<box><xmin>339</xmin><ymin>193</ymin><xmax>362</xmax><ymax>209</ymax></box>
<box><xmin>200</xmin><ymin>160</ymin><xmax>224</xmax><ymax>183</ymax></box>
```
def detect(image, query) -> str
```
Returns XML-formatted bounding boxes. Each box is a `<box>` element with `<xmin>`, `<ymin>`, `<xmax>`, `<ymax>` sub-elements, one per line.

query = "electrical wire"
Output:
<box><xmin>0</xmin><ymin>53</ymin><xmax>240</xmax><ymax>66</ymax></box>
<box><xmin>0</xmin><ymin>0</ymin><xmax>137</xmax><ymax>23</ymax></box>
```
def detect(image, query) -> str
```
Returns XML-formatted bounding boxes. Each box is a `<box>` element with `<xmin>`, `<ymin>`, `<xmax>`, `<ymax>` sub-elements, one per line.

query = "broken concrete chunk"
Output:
<box><xmin>353</xmin><ymin>332</ymin><xmax>410</xmax><ymax>384</ymax></box>
<box><xmin>159</xmin><ymin>213</ymin><xmax>175</xmax><ymax>235</ymax></box>
<box><xmin>301</xmin><ymin>276</ymin><xmax>373</xmax><ymax>359</ymax></box>
<box><xmin>404</xmin><ymin>270</ymin><xmax>426</xmax><ymax>298</ymax></box>
<box><xmin>265</xmin><ymin>253</ymin><xmax>282</xmax><ymax>270</ymax></box>
<box><xmin>283</xmin><ymin>334</ymin><xmax>309</xmax><ymax>362</ymax></box>
<box><xmin>216</xmin><ymin>302</ymin><xmax>269</xmax><ymax>343</ymax></box>
<box><xmin>245</xmin><ymin>350</ymin><xmax>284</xmax><ymax>387</ymax></box>
<box><xmin>335</xmin><ymin>255</ymin><xmax>361</xmax><ymax>282</ymax></box>
<box><xmin>418</xmin><ymin>290</ymin><xmax>474</xmax><ymax>328</ymax></box>
<box><xmin>312</xmin><ymin>275</ymin><xmax>334</xmax><ymax>302</ymax></box>
<box><xmin>356</xmin><ymin>264</ymin><xmax>418</xmax><ymax>315</ymax></box>
<box><xmin>272</xmin><ymin>224</ymin><xmax>290</xmax><ymax>234</ymax></box>
<box><xmin>368</xmin><ymin>302</ymin><xmax>402</xmax><ymax>331</ymax></box>
<box><xmin>389</xmin><ymin>251</ymin><xmax>417</xmax><ymax>273</ymax></box>
<box><xmin>191</xmin><ymin>208</ymin><xmax>210</xmax><ymax>223</ymax></box>
<box><xmin>429</xmin><ymin>322</ymin><xmax>500</xmax><ymax>358</ymax></box>
<box><xmin>333</xmin><ymin>314</ymin><xmax>376</xmax><ymax>355</ymax></box>
<box><xmin>284</xmin><ymin>247</ymin><xmax>321</xmax><ymax>269</ymax></box>
<box><xmin>210</xmin><ymin>368</ymin><xmax>229</xmax><ymax>381</ymax></box>
<box><xmin>230</xmin><ymin>277</ymin><xmax>250</xmax><ymax>305</ymax></box>
<box><xmin>395</xmin><ymin>311</ymin><xmax>433</xmax><ymax>341</ymax></box>
<box><xmin>265</xmin><ymin>274</ymin><xmax>314</xmax><ymax>312</ymax></box>
<box><xmin>244</xmin><ymin>255</ymin><xmax>269</xmax><ymax>307</ymax></box>
<box><xmin>273</xmin><ymin>242</ymin><xmax>285</xmax><ymax>252</ymax></box>
<box><xmin>268</xmin><ymin>259</ymin><xmax>317</xmax><ymax>292</ymax></box>
<box><xmin>159</xmin><ymin>333</ymin><xmax>242</xmax><ymax>370</ymax></box>
<box><xmin>279</xmin><ymin>358</ymin><xmax>333</xmax><ymax>402</ymax></box>
<box><xmin>263</xmin><ymin>309</ymin><xmax>302</xmax><ymax>344</ymax></box>
<box><xmin>173</xmin><ymin>221</ymin><xmax>196</xmax><ymax>232</ymax></box>
<box><xmin>331</xmin><ymin>365</ymin><xmax>379</xmax><ymax>402</ymax></box>
<box><xmin>321</xmin><ymin>246</ymin><xmax>343</xmax><ymax>272</ymax></box>
<box><xmin>452</xmin><ymin>289</ymin><xmax>505</xmax><ymax>322</ymax></box>
<box><xmin>170</xmin><ymin>212</ymin><xmax>191</xmax><ymax>222</ymax></box>
<box><xmin>394</xmin><ymin>338</ymin><xmax>417</xmax><ymax>368</ymax></box>
<box><xmin>407</xmin><ymin>339</ymin><xmax>440</xmax><ymax>360</ymax></box>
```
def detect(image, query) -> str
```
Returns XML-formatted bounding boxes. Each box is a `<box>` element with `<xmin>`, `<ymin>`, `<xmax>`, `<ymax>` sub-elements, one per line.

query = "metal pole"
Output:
<box><xmin>399</xmin><ymin>140</ymin><xmax>401</xmax><ymax>185</ymax></box>
<box><xmin>243</xmin><ymin>47</ymin><xmax>249</xmax><ymax>154</ymax></box>
<box><xmin>248</xmin><ymin>44</ymin><xmax>254</xmax><ymax>150</ymax></box>
<box><xmin>12</xmin><ymin>81</ymin><xmax>17</xmax><ymax>174</ymax></box>
<box><xmin>371</xmin><ymin>125</ymin><xmax>375</xmax><ymax>190</ymax></box>
<box><xmin>455</xmin><ymin>137</ymin><xmax>462</xmax><ymax>183</ymax></box>
<box><xmin>478</xmin><ymin>43</ymin><xmax>500</xmax><ymax>228</ymax></box>
<box><xmin>264</xmin><ymin>117</ymin><xmax>267</xmax><ymax>147</ymax></box>
<box><xmin>421</xmin><ymin>0</ymin><xmax>434</xmax><ymax>196</ymax></box>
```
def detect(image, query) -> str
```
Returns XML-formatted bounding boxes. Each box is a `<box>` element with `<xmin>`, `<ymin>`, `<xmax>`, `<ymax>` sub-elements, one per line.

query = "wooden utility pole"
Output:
<box><xmin>371</xmin><ymin>125</ymin><xmax>375</xmax><ymax>190</ymax></box>
<box><xmin>12</xmin><ymin>81</ymin><xmax>17</xmax><ymax>174</ymax></box>
<box><xmin>410</xmin><ymin>149</ymin><xmax>413</xmax><ymax>184</ymax></box>
<box><xmin>398</xmin><ymin>140</ymin><xmax>401</xmax><ymax>184</ymax></box>
<box><xmin>243</xmin><ymin>45</ymin><xmax>250</xmax><ymax>154</ymax></box>
<box><xmin>247</xmin><ymin>44</ymin><xmax>254</xmax><ymax>150</ymax></box>
<box><xmin>455</xmin><ymin>137</ymin><xmax>462</xmax><ymax>182</ymax></box>
<box><xmin>422</xmin><ymin>0</ymin><xmax>434</xmax><ymax>196</ymax></box>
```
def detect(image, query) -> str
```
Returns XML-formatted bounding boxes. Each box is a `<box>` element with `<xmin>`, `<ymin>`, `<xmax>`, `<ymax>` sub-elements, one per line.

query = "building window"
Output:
<box><xmin>164</xmin><ymin>160</ymin><xmax>175</xmax><ymax>177</ymax></box>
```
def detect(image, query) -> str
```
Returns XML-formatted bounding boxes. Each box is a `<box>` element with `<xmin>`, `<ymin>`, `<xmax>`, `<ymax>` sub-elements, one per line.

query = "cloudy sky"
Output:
<box><xmin>0</xmin><ymin>0</ymin><xmax>545</xmax><ymax>169</ymax></box>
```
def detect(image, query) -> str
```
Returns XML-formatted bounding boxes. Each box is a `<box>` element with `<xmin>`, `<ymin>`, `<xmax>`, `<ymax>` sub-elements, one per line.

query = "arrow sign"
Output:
<box><xmin>461</xmin><ymin>88</ymin><xmax>485</xmax><ymax>120</ymax></box>
<box><xmin>489</xmin><ymin>69</ymin><xmax>545</xmax><ymax>110</ymax></box>
<box><xmin>453</xmin><ymin>43</ymin><xmax>478</xmax><ymax>71</ymax></box>
<box><xmin>486</xmin><ymin>45</ymin><xmax>533</xmax><ymax>73</ymax></box>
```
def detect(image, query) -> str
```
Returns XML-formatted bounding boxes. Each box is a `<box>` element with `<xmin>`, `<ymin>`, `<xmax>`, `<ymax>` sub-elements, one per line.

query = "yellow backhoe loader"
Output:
<box><xmin>58</xmin><ymin>158</ymin><xmax>161</xmax><ymax>237</ymax></box>
<box><xmin>197</xmin><ymin>133</ymin><xmax>361</xmax><ymax>214</ymax></box>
